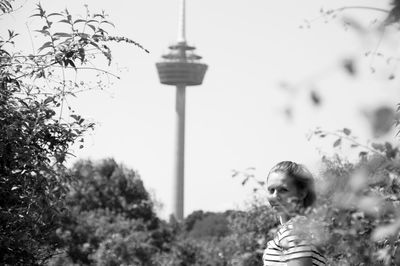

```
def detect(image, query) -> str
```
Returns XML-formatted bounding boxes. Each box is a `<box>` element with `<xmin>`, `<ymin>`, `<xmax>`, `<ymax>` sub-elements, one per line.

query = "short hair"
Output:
<box><xmin>267</xmin><ymin>161</ymin><xmax>316</xmax><ymax>208</ymax></box>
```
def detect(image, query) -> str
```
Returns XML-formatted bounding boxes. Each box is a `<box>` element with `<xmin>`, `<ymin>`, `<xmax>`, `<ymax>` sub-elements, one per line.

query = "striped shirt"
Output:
<box><xmin>262</xmin><ymin>219</ymin><xmax>326</xmax><ymax>266</ymax></box>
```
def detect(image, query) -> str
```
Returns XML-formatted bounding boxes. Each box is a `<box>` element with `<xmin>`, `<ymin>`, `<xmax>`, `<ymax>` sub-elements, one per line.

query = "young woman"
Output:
<box><xmin>262</xmin><ymin>161</ymin><xmax>326</xmax><ymax>266</ymax></box>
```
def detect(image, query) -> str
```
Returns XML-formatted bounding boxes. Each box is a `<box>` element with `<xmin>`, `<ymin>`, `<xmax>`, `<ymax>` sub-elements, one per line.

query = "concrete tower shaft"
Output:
<box><xmin>155</xmin><ymin>0</ymin><xmax>207</xmax><ymax>220</ymax></box>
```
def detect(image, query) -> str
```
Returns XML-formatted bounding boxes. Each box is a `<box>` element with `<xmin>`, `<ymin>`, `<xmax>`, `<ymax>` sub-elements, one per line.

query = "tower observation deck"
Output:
<box><xmin>156</xmin><ymin>0</ymin><xmax>208</xmax><ymax>221</ymax></box>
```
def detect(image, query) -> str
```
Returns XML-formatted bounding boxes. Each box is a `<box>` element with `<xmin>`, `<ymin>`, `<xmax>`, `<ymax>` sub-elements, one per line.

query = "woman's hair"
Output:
<box><xmin>267</xmin><ymin>161</ymin><xmax>316</xmax><ymax>208</ymax></box>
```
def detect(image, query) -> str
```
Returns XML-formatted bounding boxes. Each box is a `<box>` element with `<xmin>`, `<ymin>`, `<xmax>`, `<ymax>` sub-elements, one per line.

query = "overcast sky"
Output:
<box><xmin>4</xmin><ymin>0</ymin><xmax>399</xmax><ymax>219</ymax></box>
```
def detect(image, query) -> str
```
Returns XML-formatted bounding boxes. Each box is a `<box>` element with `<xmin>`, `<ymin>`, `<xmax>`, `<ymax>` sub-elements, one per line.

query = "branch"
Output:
<box><xmin>335</xmin><ymin>6</ymin><xmax>390</xmax><ymax>14</ymax></box>
<box><xmin>13</xmin><ymin>61</ymin><xmax>58</xmax><ymax>80</ymax></box>
<box><xmin>0</xmin><ymin>0</ymin><xmax>28</xmax><ymax>17</ymax></box>
<box><xmin>317</xmin><ymin>130</ymin><xmax>386</xmax><ymax>158</ymax></box>
<box><xmin>52</xmin><ymin>65</ymin><xmax>121</xmax><ymax>79</ymax></box>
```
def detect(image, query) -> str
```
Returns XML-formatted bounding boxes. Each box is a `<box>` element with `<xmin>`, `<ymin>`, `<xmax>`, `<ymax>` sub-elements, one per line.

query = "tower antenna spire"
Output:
<box><xmin>178</xmin><ymin>0</ymin><xmax>186</xmax><ymax>43</ymax></box>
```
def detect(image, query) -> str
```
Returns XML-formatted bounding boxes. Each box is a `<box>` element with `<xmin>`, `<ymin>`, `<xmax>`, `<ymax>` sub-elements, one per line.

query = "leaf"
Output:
<box><xmin>70</xmin><ymin>114</ymin><xmax>80</xmax><ymax>121</ymax></box>
<box><xmin>100</xmin><ymin>20</ymin><xmax>115</xmax><ymax>27</ymax></box>
<box><xmin>92</xmin><ymin>34</ymin><xmax>104</xmax><ymax>39</ymax></box>
<box><xmin>89</xmin><ymin>41</ymin><xmax>100</xmax><ymax>49</ymax></box>
<box><xmin>30</xmin><ymin>13</ymin><xmax>43</xmax><ymax>18</ymax></box>
<box><xmin>44</xmin><ymin>97</ymin><xmax>54</xmax><ymax>104</ymax></box>
<box><xmin>58</xmin><ymin>19</ymin><xmax>72</xmax><ymax>24</ymax></box>
<box><xmin>66</xmin><ymin>59</ymin><xmax>76</xmax><ymax>69</ymax></box>
<box><xmin>231</xmin><ymin>170</ymin><xmax>238</xmax><ymax>178</ymax></box>
<box><xmin>87</xmin><ymin>24</ymin><xmax>96</xmax><ymax>32</ymax></box>
<box><xmin>53</xmin><ymin>32</ymin><xmax>72</xmax><ymax>38</ymax></box>
<box><xmin>74</xmin><ymin>19</ymin><xmax>87</xmax><ymax>24</ymax></box>
<box><xmin>47</xmin><ymin>12</ymin><xmax>63</xmax><ymax>17</ymax></box>
<box><xmin>11</xmin><ymin>186</ymin><xmax>18</xmax><ymax>191</ymax></box>
<box><xmin>333</xmin><ymin>138</ymin><xmax>341</xmax><ymax>147</ymax></box>
<box><xmin>93</xmin><ymin>13</ymin><xmax>105</xmax><ymax>18</ymax></box>
<box><xmin>37</xmin><ymin>41</ymin><xmax>53</xmax><ymax>53</ymax></box>
<box><xmin>77</xmin><ymin>32</ymin><xmax>90</xmax><ymax>39</ymax></box>
<box><xmin>8</xmin><ymin>29</ymin><xmax>14</xmax><ymax>38</ymax></box>
<box><xmin>343</xmin><ymin>128</ymin><xmax>351</xmax><ymax>135</ymax></box>
<box><xmin>35</xmin><ymin>29</ymin><xmax>50</xmax><ymax>36</ymax></box>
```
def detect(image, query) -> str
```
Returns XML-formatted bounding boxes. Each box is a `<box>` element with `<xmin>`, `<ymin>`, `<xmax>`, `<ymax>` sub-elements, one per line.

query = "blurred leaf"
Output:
<box><xmin>333</xmin><ymin>138</ymin><xmax>342</xmax><ymax>147</ymax></box>
<box><xmin>357</xmin><ymin>196</ymin><xmax>382</xmax><ymax>215</ymax></box>
<box><xmin>371</xmin><ymin>143</ymin><xmax>385</xmax><ymax>152</ymax></box>
<box><xmin>343</xmin><ymin>128</ymin><xmax>351</xmax><ymax>135</ymax></box>
<box><xmin>310</xmin><ymin>90</ymin><xmax>321</xmax><ymax>106</ymax></box>
<box><xmin>343</xmin><ymin>59</ymin><xmax>356</xmax><ymax>76</ymax></box>
<box><xmin>371</xmin><ymin>220</ymin><xmax>400</xmax><ymax>241</ymax></box>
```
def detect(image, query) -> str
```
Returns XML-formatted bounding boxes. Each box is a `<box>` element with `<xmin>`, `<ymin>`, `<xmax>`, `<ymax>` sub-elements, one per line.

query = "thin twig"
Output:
<box><xmin>13</xmin><ymin>61</ymin><xmax>57</xmax><ymax>80</ymax></box>
<box><xmin>52</xmin><ymin>65</ymin><xmax>121</xmax><ymax>79</ymax></box>
<box><xmin>25</xmin><ymin>22</ymin><xmax>35</xmax><ymax>54</ymax></box>
<box><xmin>336</xmin><ymin>6</ymin><xmax>389</xmax><ymax>14</ymax></box>
<box><xmin>318</xmin><ymin>130</ymin><xmax>386</xmax><ymax>159</ymax></box>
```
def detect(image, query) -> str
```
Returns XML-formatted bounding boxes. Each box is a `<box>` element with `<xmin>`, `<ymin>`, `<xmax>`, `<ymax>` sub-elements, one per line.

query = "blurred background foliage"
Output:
<box><xmin>2</xmin><ymin>0</ymin><xmax>400</xmax><ymax>265</ymax></box>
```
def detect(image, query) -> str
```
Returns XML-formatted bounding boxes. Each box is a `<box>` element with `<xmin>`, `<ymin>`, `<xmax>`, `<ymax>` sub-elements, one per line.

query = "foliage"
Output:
<box><xmin>232</xmin><ymin>129</ymin><xmax>400</xmax><ymax>265</ymax></box>
<box><xmin>0</xmin><ymin>1</ymin><xmax>145</xmax><ymax>264</ymax></box>
<box><xmin>65</xmin><ymin>159</ymin><xmax>156</xmax><ymax>221</ymax></box>
<box><xmin>51</xmin><ymin>159</ymin><xmax>172</xmax><ymax>266</ymax></box>
<box><xmin>150</xmin><ymin>208</ymin><xmax>278</xmax><ymax>266</ymax></box>
<box><xmin>0</xmin><ymin>0</ymin><xmax>13</xmax><ymax>14</ymax></box>
<box><xmin>307</xmin><ymin>130</ymin><xmax>400</xmax><ymax>265</ymax></box>
<box><xmin>184</xmin><ymin>211</ymin><xmax>230</xmax><ymax>239</ymax></box>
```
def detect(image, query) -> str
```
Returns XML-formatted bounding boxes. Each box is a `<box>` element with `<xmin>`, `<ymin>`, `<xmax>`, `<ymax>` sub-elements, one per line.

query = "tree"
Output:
<box><xmin>188</xmin><ymin>212</ymin><xmax>230</xmax><ymax>239</ymax></box>
<box><xmin>52</xmin><ymin>159</ymin><xmax>173</xmax><ymax>265</ymax></box>
<box><xmin>0</xmin><ymin>1</ymin><xmax>146</xmax><ymax>264</ymax></box>
<box><xmin>65</xmin><ymin>159</ymin><xmax>156</xmax><ymax>221</ymax></box>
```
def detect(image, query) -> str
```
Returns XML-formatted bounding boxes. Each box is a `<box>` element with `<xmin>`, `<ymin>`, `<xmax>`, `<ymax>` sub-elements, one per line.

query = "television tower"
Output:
<box><xmin>156</xmin><ymin>0</ymin><xmax>208</xmax><ymax>220</ymax></box>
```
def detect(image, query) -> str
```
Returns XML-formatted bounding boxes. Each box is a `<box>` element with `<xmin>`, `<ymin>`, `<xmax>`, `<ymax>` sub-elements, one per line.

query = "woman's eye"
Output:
<box><xmin>279</xmin><ymin>188</ymin><xmax>288</xmax><ymax>193</ymax></box>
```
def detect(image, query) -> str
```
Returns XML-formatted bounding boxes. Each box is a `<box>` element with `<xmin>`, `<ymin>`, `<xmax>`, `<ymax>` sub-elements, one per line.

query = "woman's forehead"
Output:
<box><xmin>267</xmin><ymin>172</ymin><xmax>291</xmax><ymax>186</ymax></box>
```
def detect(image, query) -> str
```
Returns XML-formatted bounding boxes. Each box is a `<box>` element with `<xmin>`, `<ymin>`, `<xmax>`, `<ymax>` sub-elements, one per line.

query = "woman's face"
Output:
<box><xmin>266</xmin><ymin>171</ymin><xmax>303</xmax><ymax>214</ymax></box>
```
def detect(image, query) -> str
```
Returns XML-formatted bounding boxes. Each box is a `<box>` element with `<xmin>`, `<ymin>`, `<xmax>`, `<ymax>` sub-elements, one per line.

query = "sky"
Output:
<box><xmin>3</xmin><ymin>0</ymin><xmax>400</xmax><ymax>219</ymax></box>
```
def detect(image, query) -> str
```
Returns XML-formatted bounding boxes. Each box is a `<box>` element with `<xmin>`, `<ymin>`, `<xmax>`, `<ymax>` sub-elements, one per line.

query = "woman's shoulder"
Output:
<box><xmin>277</xmin><ymin>217</ymin><xmax>327</xmax><ymax>265</ymax></box>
